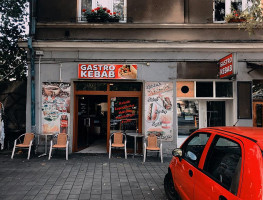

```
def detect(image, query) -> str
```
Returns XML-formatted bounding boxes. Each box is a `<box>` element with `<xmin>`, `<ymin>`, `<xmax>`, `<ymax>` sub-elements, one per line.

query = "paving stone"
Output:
<box><xmin>0</xmin><ymin>153</ymin><xmax>169</xmax><ymax>200</ymax></box>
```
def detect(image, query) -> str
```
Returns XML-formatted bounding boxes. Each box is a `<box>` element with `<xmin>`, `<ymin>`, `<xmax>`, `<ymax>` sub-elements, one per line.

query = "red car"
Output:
<box><xmin>164</xmin><ymin>127</ymin><xmax>263</xmax><ymax>200</ymax></box>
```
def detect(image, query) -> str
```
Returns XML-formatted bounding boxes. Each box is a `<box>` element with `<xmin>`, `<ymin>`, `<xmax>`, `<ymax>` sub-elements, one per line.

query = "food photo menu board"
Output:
<box><xmin>42</xmin><ymin>82</ymin><xmax>70</xmax><ymax>134</ymax></box>
<box><xmin>145</xmin><ymin>82</ymin><xmax>173</xmax><ymax>141</ymax></box>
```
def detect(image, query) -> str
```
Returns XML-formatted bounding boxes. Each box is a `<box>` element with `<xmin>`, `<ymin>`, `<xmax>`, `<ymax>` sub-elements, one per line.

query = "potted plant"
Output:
<box><xmin>83</xmin><ymin>7</ymin><xmax>120</xmax><ymax>23</ymax></box>
<box><xmin>108</xmin><ymin>12</ymin><xmax>121</xmax><ymax>22</ymax></box>
<box><xmin>225</xmin><ymin>9</ymin><xmax>247</xmax><ymax>23</ymax></box>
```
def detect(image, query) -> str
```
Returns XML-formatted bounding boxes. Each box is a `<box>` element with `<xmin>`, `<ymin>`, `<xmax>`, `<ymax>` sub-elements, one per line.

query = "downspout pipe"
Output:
<box><xmin>28</xmin><ymin>0</ymin><xmax>36</xmax><ymax>131</ymax></box>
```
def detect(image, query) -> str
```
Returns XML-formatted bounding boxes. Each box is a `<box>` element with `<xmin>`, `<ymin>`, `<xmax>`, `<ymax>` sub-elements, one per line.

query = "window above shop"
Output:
<box><xmin>216</xmin><ymin>82</ymin><xmax>233</xmax><ymax>97</ymax></box>
<box><xmin>110</xmin><ymin>82</ymin><xmax>141</xmax><ymax>91</ymax></box>
<box><xmin>78</xmin><ymin>0</ymin><xmax>127</xmax><ymax>22</ymax></box>
<box><xmin>196</xmin><ymin>82</ymin><xmax>213</xmax><ymax>97</ymax></box>
<box><xmin>177</xmin><ymin>81</ymin><xmax>233</xmax><ymax>99</ymax></box>
<box><xmin>76</xmin><ymin>82</ymin><xmax>107</xmax><ymax>91</ymax></box>
<box><xmin>213</xmin><ymin>0</ymin><xmax>251</xmax><ymax>22</ymax></box>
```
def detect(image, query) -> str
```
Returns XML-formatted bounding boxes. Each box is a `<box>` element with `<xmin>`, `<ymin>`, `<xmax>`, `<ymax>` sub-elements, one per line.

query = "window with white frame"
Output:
<box><xmin>213</xmin><ymin>0</ymin><xmax>251</xmax><ymax>22</ymax></box>
<box><xmin>79</xmin><ymin>0</ymin><xmax>127</xmax><ymax>22</ymax></box>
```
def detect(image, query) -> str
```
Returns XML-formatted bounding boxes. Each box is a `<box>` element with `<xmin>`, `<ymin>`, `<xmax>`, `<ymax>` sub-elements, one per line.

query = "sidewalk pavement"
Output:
<box><xmin>0</xmin><ymin>152</ymin><xmax>171</xmax><ymax>200</ymax></box>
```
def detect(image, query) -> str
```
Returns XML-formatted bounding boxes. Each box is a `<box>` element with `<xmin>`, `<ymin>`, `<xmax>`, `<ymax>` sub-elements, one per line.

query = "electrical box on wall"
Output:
<box><xmin>35</xmin><ymin>51</ymin><xmax>44</xmax><ymax>56</ymax></box>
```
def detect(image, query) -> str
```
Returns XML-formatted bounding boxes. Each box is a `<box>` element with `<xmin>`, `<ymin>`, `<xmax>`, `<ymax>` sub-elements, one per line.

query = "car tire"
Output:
<box><xmin>164</xmin><ymin>172</ymin><xmax>181</xmax><ymax>200</ymax></box>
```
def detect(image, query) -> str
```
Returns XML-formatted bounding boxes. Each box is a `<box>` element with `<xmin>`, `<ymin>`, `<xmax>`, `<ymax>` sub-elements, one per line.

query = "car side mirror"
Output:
<box><xmin>172</xmin><ymin>148</ymin><xmax>182</xmax><ymax>161</ymax></box>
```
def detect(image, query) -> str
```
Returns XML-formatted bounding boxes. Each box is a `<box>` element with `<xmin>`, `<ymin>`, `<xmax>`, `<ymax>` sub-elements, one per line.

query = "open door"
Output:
<box><xmin>77</xmin><ymin>95</ymin><xmax>108</xmax><ymax>152</ymax></box>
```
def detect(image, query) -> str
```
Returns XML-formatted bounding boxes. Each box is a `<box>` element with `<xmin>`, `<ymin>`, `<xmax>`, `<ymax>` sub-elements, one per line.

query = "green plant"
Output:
<box><xmin>225</xmin><ymin>9</ymin><xmax>247</xmax><ymax>23</ymax></box>
<box><xmin>239</xmin><ymin>0</ymin><xmax>263</xmax><ymax>34</ymax></box>
<box><xmin>83</xmin><ymin>7</ymin><xmax>120</xmax><ymax>23</ymax></box>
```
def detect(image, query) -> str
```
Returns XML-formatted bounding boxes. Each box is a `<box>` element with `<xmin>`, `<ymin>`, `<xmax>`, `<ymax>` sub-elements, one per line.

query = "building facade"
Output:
<box><xmin>22</xmin><ymin>0</ymin><xmax>263</xmax><ymax>156</ymax></box>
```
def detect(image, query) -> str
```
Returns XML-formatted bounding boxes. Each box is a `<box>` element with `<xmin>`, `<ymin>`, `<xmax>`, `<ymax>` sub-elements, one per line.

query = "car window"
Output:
<box><xmin>203</xmin><ymin>136</ymin><xmax>242</xmax><ymax>195</ymax></box>
<box><xmin>182</xmin><ymin>133</ymin><xmax>210</xmax><ymax>166</ymax></box>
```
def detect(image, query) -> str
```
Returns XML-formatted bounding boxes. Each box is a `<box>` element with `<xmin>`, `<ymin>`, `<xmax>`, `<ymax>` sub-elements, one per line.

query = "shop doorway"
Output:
<box><xmin>77</xmin><ymin>95</ymin><xmax>108</xmax><ymax>153</ymax></box>
<box><xmin>73</xmin><ymin>82</ymin><xmax>142</xmax><ymax>153</ymax></box>
<box><xmin>207</xmin><ymin>101</ymin><xmax>226</xmax><ymax>127</ymax></box>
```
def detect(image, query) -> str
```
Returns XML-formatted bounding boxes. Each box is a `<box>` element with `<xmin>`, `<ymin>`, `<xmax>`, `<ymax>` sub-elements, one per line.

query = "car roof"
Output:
<box><xmin>203</xmin><ymin>126</ymin><xmax>263</xmax><ymax>150</ymax></box>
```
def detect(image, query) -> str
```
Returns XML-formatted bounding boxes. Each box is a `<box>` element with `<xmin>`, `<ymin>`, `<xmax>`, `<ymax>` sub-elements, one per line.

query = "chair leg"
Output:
<box><xmin>66</xmin><ymin>146</ymin><xmax>68</xmax><ymax>160</ymax></box>
<box><xmin>124</xmin><ymin>146</ymin><xmax>127</xmax><ymax>159</ymax></box>
<box><xmin>143</xmin><ymin>148</ymin><xmax>146</xmax><ymax>162</ymax></box>
<box><xmin>11</xmin><ymin>140</ymin><xmax>17</xmax><ymax>159</ymax></box>
<box><xmin>109</xmin><ymin>147</ymin><xmax>111</xmax><ymax>159</ymax></box>
<box><xmin>48</xmin><ymin>145</ymin><xmax>52</xmax><ymax>160</ymax></box>
<box><xmin>160</xmin><ymin>149</ymin><xmax>163</xmax><ymax>163</ymax></box>
<box><xmin>27</xmin><ymin>143</ymin><xmax>32</xmax><ymax>160</ymax></box>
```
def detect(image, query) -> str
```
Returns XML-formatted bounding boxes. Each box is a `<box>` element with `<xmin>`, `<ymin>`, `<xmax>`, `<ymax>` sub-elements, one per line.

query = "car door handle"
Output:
<box><xmin>188</xmin><ymin>170</ymin><xmax>193</xmax><ymax>177</ymax></box>
<box><xmin>219</xmin><ymin>195</ymin><xmax>227</xmax><ymax>200</ymax></box>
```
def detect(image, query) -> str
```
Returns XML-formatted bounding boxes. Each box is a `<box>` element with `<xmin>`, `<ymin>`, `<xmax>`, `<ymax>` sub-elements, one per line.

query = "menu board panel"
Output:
<box><xmin>42</xmin><ymin>82</ymin><xmax>70</xmax><ymax>134</ymax></box>
<box><xmin>145</xmin><ymin>82</ymin><xmax>173</xmax><ymax>141</ymax></box>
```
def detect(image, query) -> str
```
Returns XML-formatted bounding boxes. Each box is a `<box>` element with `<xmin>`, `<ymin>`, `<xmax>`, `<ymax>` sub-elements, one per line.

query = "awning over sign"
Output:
<box><xmin>247</xmin><ymin>62</ymin><xmax>263</xmax><ymax>74</ymax></box>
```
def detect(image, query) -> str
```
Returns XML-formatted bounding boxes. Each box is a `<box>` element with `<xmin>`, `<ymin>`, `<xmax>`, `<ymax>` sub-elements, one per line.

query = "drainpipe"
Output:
<box><xmin>28</xmin><ymin>0</ymin><xmax>36</xmax><ymax>132</ymax></box>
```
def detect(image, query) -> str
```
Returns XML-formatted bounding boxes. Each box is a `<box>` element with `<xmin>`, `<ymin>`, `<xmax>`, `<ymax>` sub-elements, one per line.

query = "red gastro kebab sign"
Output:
<box><xmin>219</xmin><ymin>54</ymin><xmax>234</xmax><ymax>79</ymax></box>
<box><xmin>78</xmin><ymin>64</ymin><xmax>137</xmax><ymax>79</ymax></box>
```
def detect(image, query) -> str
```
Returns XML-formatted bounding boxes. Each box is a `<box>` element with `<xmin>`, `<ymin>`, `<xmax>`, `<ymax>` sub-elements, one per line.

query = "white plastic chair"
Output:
<box><xmin>143</xmin><ymin>134</ymin><xmax>163</xmax><ymax>163</ymax></box>
<box><xmin>109</xmin><ymin>132</ymin><xmax>127</xmax><ymax>159</ymax></box>
<box><xmin>11</xmin><ymin>133</ymin><xmax>34</xmax><ymax>160</ymax></box>
<box><xmin>48</xmin><ymin>133</ymin><xmax>69</xmax><ymax>160</ymax></box>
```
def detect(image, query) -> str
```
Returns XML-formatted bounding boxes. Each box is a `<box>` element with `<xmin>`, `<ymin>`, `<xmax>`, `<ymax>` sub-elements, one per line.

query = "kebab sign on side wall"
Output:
<box><xmin>145</xmin><ymin>82</ymin><xmax>173</xmax><ymax>141</ymax></box>
<box><xmin>219</xmin><ymin>53</ymin><xmax>236</xmax><ymax>79</ymax></box>
<box><xmin>78</xmin><ymin>64</ymin><xmax>137</xmax><ymax>79</ymax></box>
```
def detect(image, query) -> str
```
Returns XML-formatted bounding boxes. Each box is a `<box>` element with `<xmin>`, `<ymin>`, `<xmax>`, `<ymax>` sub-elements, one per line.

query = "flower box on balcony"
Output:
<box><xmin>83</xmin><ymin>7</ymin><xmax>120</xmax><ymax>23</ymax></box>
<box><xmin>225</xmin><ymin>9</ymin><xmax>247</xmax><ymax>23</ymax></box>
<box><xmin>227</xmin><ymin>18</ymin><xmax>246</xmax><ymax>23</ymax></box>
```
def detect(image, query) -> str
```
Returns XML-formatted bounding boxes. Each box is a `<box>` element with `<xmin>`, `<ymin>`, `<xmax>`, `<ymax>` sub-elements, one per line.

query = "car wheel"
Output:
<box><xmin>164</xmin><ymin>172</ymin><xmax>181</xmax><ymax>200</ymax></box>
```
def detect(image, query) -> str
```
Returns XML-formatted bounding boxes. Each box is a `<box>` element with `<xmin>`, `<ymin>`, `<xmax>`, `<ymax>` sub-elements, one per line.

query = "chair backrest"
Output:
<box><xmin>23</xmin><ymin>133</ymin><xmax>34</xmax><ymax>145</ymax></box>
<box><xmin>113</xmin><ymin>132</ymin><xmax>123</xmax><ymax>145</ymax></box>
<box><xmin>57</xmin><ymin>133</ymin><xmax>67</xmax><ymax>146</ymax></box>
<box><xmin>147</xmin><ymin>134</ymin><xmax>158</xmax><ymax>148</ymax></box>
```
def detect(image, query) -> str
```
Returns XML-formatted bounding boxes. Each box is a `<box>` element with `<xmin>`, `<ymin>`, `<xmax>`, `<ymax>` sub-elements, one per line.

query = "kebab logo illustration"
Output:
<box><xmin>147</xmin><ymin>127</ymin><xmax>164</xmax><ymax>137</ymax></box>
<box><xmin>118</xmin><ymin>64</ymin><xmax>137</xmax><ymax>79</ymax></box>
<box><xmin>159</xmin><ymin>94</ymin><xmax>172</xmax><ymax>110</ymax></box>
<box><xmin>147</xmin><ymin>103</ymin><xmax>158</xmax><ymax>122</ymax></box>
<box><xmin>160</xmin><ymin>114</ymin><xmax>172</xmax><ymax>129</ymax></box>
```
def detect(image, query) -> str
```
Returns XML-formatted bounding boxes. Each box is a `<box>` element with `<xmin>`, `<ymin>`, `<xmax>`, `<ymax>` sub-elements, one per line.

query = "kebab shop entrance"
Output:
<box><xmin>73</xmin><ymin>81</ymin><xmax>142</xmax><ymax>153</ymax></box>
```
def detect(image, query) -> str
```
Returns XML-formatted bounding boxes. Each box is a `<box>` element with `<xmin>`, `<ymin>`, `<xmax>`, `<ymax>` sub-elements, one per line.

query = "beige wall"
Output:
<box><xmin>35</xmin><ymin>24</ymin><xmax>263</xmax><ymax>41</ymax></box>
<box><xmin>127</xmin><ymin>0</ymin><xmax>184</xmax><ymax>23</ymax></box>
<box><xmin>187</xmin><ymin>0</ymin><xmax>213</xmax><ymax>23</ymax></box>
<box><xmin>37</xmin><ymin>0</ymin><xmax>184</xmax><ymax>23</ymax></box>
<box><xmin>37</xmin><ymin>0</ymin><xmax>77</xmax><ymax>22</ymax></box>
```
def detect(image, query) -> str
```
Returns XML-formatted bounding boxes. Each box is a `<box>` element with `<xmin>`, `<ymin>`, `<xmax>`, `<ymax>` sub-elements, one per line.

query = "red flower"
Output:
<box><xmin>91</xmin><ymin>9</ymin><xmax>95</xmax><ymax>12</ymax></box>
<box><xmin>113</xmin><ymin>12</ymin><xmax>116</xmax><ymax>15</ymax></box>
<box><xmin>110</xmin><ymin>13</ymin><xmax>112</xmax><ymax>15</ymax></box>
<box><xmin>103</xmin><ymin>7</ymin><xmax>107</xmax><ymax>11</ymax></box>
<box><xmin>107</xmin><ymin>10</ymin><xmax>110</xmax><ymax>13</ymax></box>
<box><xmin>235</xmin><ymin>14</ymin><xmax>238</xmax><ymax>17</ymax></box>
<box><xmin>82</xmin><ymin>9</ymin><xmax>86</xmax><ymax>12</ymax></box>
<box><xmin>97</xmin><ymin>7</ymin><xmax>100</xmax><ymax>10</ymax></box>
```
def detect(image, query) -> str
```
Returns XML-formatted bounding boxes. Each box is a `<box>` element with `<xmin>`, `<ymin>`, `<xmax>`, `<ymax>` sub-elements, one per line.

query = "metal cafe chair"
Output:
<box><xmin>143</xmin><ymin>133</ymin><xmax>163</xmax><ymax>163</ymax></box>
<box><xmin>48</xmin><ymin>133</ymin><xmax>69</xmax><ymax>160</ymax></box>
<box><xmin>11</xmin><ymin>133</ymin><xmax>34</xmax><ymax>160</ymax></box>
<box><xmin>109</xmin><ymin>132</ymin><xmax>127</xmax><ymax>159</ymax></box>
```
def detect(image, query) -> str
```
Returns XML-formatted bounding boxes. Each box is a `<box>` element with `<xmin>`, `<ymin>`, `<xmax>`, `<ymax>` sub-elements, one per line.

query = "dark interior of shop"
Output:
<box><xmin>77</xmin><ymin>95</ymin><xmax>107</xmax><ymax>153</ymax></box>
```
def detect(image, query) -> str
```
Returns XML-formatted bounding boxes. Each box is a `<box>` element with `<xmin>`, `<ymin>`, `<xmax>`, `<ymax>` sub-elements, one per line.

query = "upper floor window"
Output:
<box><xmin>78</xmin><ymin>0</ymin><xmax>127</xmax><ymax>22</ymax></box>
<box><xmin>214</xmin><ymin>0</ymin><xmax>251</xmax><ymax>22</ymax></box>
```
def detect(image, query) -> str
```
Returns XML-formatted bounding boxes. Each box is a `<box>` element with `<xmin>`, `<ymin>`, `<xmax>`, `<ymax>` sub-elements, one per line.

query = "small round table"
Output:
<box><xmin>36</xmin><ymin>133</ymin><xmax>56</xmax><ymax>157</ymax></box>
<box><xmin>126</xmin><ymin>132</ymin><xmax>144</xmax><ymax>158</ymax></box>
